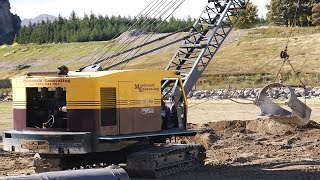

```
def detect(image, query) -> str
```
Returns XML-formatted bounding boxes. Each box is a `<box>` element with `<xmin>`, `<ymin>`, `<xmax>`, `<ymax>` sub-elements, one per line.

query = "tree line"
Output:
<box><xmin>17</xmin><ymin>11</ymin><xmax>194</xmax><ymax>44</ymax></box>
<box><xmin>267</xmin><ymin>0</ymin><xmax>320</xmax><ymax>26</ymax></box>
<box><xmin>16</xmin><ymin>1</ymin><xmax>320</xmax><ymax>44</ymax></box>
<box><xmin>236</xmin><ymin>1</ymin><xmax>320</xmax><ymax>29</ymax></box>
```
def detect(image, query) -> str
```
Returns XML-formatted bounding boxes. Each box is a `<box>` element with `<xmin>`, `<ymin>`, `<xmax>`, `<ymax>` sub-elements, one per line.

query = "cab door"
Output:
<box><xmin>118</xmin><ymin>81</ymin><xmax>134</xmax><ymax>134</ymax></box>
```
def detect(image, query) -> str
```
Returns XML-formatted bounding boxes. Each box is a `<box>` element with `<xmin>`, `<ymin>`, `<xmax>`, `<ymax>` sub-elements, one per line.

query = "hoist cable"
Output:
<box><xmin>93</xmin><ymin>0</ymin><xmax>166</xmax><ymax>67</ymax></box>
<box><xmin>101</xmin><ymin>0</ymin><xmax>183</xmax><ymax>68</ymax></box>
<box><xmin>287</xmin><ymin>60</ymin><xmax>306</xmax><ymax>88</ymax></box>
<box><xmin>79</xmin><ymin>0</ymin><xmax>160</xmax><ymax>69</ymax></box>
<box><xmin>102</xmin><ymin>0</ymin><xmax>181</xmax><ymax>68</ymax></box>
<box><xmin>102</xmin><ymin>26</ymin><xmax>216</xmax><ymax>70</ymax></box>
<box><xmin>121</xmin><ymin>0</ymin><xmax>186</xmax><ymax>70</ymax></box>
<box><xmin>253</xmin><ymin>54</ymin><xmax>280</xmax><ymax>73</ymax></box>
<box><xmin>91</xmin><ymin>27</ymin><xmax>190</xmax><ymax>67</ymax></box>
<box><xmin>100</xmin><ymin>0</ymin><xmax>175</xmax><ymax>68</ymax></box>
<box><xmin>273</xmin><ymin>61</ymin><xmax>286</xmax><ymax>82</ymax></box>
<box><xmin>285</xmin><ymin>0</ymin><xmax>301</xmax><ymax>48</ymax></box>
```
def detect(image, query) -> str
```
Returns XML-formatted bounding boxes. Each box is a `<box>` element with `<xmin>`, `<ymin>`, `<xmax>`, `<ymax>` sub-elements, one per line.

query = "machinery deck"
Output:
<box><xmin>98</xmin><ymin>130</ymin><xmax>198</xmax><ymax>142</ymax></box>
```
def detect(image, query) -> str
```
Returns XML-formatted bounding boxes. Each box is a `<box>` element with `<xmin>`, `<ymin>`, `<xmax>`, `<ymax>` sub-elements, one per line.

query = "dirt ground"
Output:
<box><xmin>180</xmin><ymin>119</ymin><xmax>320</xmax><ymax>180</ymax></box>
<box><xmin>0</xmin><ymin>143</ymin><xmax>34</xmax><ymax>176</ymax></box>
<box><xmin>1</xmin><ymin>118</ymin><xmax>320</xmax><ymax>179</ymax></box>
<box><xmin>1</xmin><ymin>101</ymin><xmax>320</xmax><ymax>179</ymax></box>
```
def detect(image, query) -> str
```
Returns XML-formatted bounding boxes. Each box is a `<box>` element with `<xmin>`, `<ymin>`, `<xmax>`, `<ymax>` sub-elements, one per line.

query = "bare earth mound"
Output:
<box><xmin>1</xmin><ymin>118</ymin><xmax>320</xmax><ymax>179</ymax></box>
<box><xmin>175</xmin><ymin>118</ymin><xmax>320</xmax><ymax>180</ymax></box>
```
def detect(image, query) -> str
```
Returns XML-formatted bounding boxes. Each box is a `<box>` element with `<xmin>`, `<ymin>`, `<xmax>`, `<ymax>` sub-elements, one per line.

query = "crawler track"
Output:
<box><xmin>126</xmin><ymin>144</ymin><xmax>206</xmax><ymax>178</ymax></box>
<box><xmin>33</xmin><ymin>144</ymin><xmax>206</xmax><ymax>178</ymax></box>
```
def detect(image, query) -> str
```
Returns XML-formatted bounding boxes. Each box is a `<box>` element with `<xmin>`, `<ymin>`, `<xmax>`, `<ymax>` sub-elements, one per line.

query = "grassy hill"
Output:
<box><xmin>1</xmin><ymin>27</ymin><xmax>320</xmax><ymax>89</ymax></box>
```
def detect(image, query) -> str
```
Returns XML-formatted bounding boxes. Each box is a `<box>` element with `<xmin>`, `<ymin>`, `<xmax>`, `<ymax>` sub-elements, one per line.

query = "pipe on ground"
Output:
<box><xmin>1</xmin><ymin>166</ymin><xmax>130</xmax><ymax>180</ymax></box>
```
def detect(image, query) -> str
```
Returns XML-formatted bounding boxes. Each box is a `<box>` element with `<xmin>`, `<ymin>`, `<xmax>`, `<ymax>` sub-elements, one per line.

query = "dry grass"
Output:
<box><xmin>1</xmin><ymin>27</ymin><xmax>320</xmax><ymax>88</ymax></box>
<box><xmin>206</xmin><ymin>30</ymin><xmax>320</xmax><ymax>74</ymax></box>
<box><xmin>0</xmin><ymin>102</ymin><xmax>13</xmax><ymax>133</ymax></box>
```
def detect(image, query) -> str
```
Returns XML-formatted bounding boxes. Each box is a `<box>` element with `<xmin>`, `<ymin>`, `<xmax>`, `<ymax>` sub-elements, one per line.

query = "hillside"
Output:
<box><xmin>1</xmin><ymin>27</ymin><xmax>320</xmax><ymax>89</ymax></box>
<box><xmin>21</xmin><ymin>14</ymin><xmax>57</xmax><ymax>26</ymax></box>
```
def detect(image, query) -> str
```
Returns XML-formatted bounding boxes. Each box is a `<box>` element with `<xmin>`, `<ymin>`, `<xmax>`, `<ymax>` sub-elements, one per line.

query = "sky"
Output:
<box><xmin>10</xmin><ymin>0</ymin><xmax>270</xmax><ymax>20</ymax></box>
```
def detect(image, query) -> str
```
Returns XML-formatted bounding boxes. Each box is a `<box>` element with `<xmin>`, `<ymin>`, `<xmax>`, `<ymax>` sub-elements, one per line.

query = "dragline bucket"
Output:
<box><xmin>256</xmin><ymin>83</ymin><xmax>312</xmax><ymax>126</ymax></box>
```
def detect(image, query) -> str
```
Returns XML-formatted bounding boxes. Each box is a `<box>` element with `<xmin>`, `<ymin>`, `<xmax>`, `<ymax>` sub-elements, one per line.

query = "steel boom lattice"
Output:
<box><xmin>165</xmin><ymin>0</ymin><xmax>248</xmax><ymax>94</ymax></box>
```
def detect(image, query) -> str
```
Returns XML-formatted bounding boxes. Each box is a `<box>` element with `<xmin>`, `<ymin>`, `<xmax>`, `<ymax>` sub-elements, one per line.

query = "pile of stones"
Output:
<box><xmin>188</xmin><ymin>87</ymin><xmax>320</xmax><ymax>100</ymax></box>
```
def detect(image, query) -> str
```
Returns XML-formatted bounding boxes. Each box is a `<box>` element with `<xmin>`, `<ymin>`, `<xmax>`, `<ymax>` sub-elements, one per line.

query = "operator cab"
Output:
<box><xmin>161</xmin><ymin>78</ymin><xmax>187</xmax><ymax>130</ymax></box>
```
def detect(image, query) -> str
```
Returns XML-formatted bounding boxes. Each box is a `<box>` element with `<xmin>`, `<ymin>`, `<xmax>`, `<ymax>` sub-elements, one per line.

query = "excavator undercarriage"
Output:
<box><xmin>33</xmin><ymin>143</ymin><xmax>206</xmax><ymax>178</ymax></box>
<box><xmin>127</xmin><ymin>144</ymin><xmax>206</xmax><ymax>178</ymax></box>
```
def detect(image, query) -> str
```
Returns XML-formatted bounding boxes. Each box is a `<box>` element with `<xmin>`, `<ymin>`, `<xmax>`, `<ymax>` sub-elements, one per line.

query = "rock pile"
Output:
<box><xmin>188</xmin><ymin>87</ymin><xmax>320</xmax><ymax>100</ymax></box>
<box><xmin>1</xmin><ymin>87</ymin><xmax>320</xmax><ymax>102</ymax></box>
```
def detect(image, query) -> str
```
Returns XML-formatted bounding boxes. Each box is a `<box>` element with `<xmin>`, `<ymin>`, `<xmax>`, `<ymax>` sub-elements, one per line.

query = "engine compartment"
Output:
<box><xmin>26</xmin><ymin>87</ymin><xmax>67</xmax><ymax>129</ymax></box>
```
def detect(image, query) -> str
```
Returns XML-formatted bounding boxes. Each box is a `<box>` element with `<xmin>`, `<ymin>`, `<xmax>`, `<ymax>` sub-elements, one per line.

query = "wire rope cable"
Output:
<box><xmin>99</xmin><ymin>0</ymin><xmax>176</xmax><ymax>68</ymax></box>
<box><xmin>120</xmin><ymin>0</ymin><xmax>187</xmax><ymax>70</ymax></box>
<box><xmin>101</xmin><ymin>0</ymin><xmax>185</xmax><ymax>68</ymax></box>
<box><xmin>80</xmin><ymin>0</ymin><xmax>161</xmax><ymax>69</ymax></box>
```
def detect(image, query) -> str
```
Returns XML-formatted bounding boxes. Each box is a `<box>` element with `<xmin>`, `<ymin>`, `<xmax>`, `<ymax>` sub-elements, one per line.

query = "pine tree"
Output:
<box><xmin>17</xmin><ymin>11</ymin><xmax>194</xmax><ymax>44</ymax></box>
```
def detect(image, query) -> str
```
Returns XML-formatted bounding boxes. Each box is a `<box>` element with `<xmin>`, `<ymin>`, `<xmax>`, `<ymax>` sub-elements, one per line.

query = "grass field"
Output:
<box><xmin>1</xmin><ymin>27</ymin><xmax>320</xmax><ymax>88</ymax></box>
<box><xmin>0</xmin><ymin>102</ymin><xmax>12</xmax><ymax>133</ymax></box>
<box><xmin>1</xmin><ymin>99</ymin><xmax>319</xmax><ymax>133</ymax></box>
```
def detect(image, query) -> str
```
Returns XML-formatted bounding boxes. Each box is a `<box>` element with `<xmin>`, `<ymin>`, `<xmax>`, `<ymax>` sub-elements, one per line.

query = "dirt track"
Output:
<box><xmin>0</xmin><ymin>142</ymin><xmax>34</xmax><ymax>176</ymax></box>
<box><xmin>1</xmin><ymin>118</ymin><xmax>320</xmax><ymax>179</ymax></box>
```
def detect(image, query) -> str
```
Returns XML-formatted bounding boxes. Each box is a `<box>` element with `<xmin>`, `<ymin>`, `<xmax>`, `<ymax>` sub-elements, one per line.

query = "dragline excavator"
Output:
<box><xmin>2</xmin><ymin>0</ymin><xmax>248</xmax><ymax>178</ymax></box>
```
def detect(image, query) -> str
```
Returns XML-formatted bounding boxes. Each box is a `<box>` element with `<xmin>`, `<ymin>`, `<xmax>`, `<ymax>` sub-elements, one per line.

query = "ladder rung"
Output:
<box><xmin>176</xmin><ymin>69</ymin><xmax>190</xmax><ymax>74</ymax></box>
<box><xmin>179</xmin><ymin>48</ymin><xmax>203</xmax><ymax>53</ymax></box>
<box><xmin>180</xmin><ymin>58</ymin><xmax>197</xmax><ymax>62</ymax></box>
<box><xmin>199</xmin><ymin>36</ymin><xmax>209</xmax><ymax>41</ymax></box>
<box><xmin>206</xmin><ymin>11</ymin><xmax>219</xmax><ymax>15</ymax></box>
<box><xmin>199</xmin><ymin>39</ymin><xmax>209</xmax><ymax>42</ymax></box>
<box><xmin>190</xmin><ymin>49</ymin><xmax>204</xmax><ymax>52</ymax></box>
<box><xmin>198</xmin><ymin>23</ymin><xmax>217</xmax><ymax>27</ymax></box>
<box><xmin>208</xmin><ymin>0</ymin><xmax>223</xmax><ymax>2</ymax></box>
<box><xmin>180</xmin><ymin>44</ymin><xmax>207</xmax><ymax>49</ymax></box>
